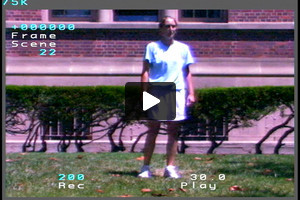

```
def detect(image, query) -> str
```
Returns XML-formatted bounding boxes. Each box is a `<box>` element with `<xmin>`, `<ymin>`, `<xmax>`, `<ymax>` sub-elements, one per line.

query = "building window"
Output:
<box><xmin>49</xmin><ymin>10</ymin><xmax>98</xmax><ymax>21</ymax></box>
<box><xmin>43</xmin><ymin>119</ymin><xmax>92</xmax><ymax>140</ymax></box>
<box><xmin>180</xmin><ymin>118</ymin><xmax>228</xmax><ymax>141</ymax></box>
<box><xmin>179</xmin><ymin>10</ymin><xmax>228</xmax><ymax>22</ymax></box>
<box><xmin>114</xmin><ymin>10</ymin><xmax>159</xmax><ymax>21</ymax></box>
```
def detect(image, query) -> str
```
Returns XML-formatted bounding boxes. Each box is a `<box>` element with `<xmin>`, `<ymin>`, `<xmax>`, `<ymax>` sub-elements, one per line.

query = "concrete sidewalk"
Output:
<box><xmin>6</xmin><ymin>140</ymin><xmax>294</xmax><ymax>154</ymax></box>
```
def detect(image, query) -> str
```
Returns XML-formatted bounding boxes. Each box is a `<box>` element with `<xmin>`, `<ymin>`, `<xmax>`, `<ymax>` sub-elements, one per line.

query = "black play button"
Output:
<box><xmin>125</xmin><ymin>82</ymin><xmax>176</xmax><ymax>120</ymax></box>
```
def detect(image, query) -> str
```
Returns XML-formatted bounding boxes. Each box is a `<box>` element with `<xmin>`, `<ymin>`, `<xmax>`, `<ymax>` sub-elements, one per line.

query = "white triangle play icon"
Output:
<box><xmin>143</xmin><ymin>91</ymin><xmax>160</xmax><ymax>111</ymax></box>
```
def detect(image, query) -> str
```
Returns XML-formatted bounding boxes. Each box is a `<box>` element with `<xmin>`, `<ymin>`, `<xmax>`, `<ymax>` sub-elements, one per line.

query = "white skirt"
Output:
<box><xmin>173</xmin><ymin>89</ymin><xmax>188</xmax><ymax>121</ymax></box>
<box><xmin>147</xmin><ymin>88</ymin><xmax>187</xmax><ymax>121</ymax></box>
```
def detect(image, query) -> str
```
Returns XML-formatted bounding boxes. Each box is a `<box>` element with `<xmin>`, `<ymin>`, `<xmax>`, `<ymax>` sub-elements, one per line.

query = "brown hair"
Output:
<box><xmin>159</xmin><ymin>16</ymin><xmax>178</xmax><ymax>28</ymax></box>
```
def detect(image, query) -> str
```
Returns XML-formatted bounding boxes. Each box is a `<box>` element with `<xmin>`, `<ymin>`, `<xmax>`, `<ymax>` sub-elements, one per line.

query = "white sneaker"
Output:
<box><xmin>164</xmin><ymin>165</ymin><xmax>181</xmax><ymax>179</ymax></box>
<box><xmin>138</xmin><ymin>165</ymin><xmax>152</xmax><ymax>178</ymax></box>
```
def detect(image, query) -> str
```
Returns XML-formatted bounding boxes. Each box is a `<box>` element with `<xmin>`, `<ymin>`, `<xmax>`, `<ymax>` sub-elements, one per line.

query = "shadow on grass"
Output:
<box><xmin>105</xmin><ymin>170</ymin><xmax>139</xmax><ymax>177</ymax></box>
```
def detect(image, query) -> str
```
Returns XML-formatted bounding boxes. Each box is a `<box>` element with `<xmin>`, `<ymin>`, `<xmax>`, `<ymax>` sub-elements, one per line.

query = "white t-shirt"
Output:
<box><xmin>144</xmin><ymin>40</ymin><xmax>195</xmax><ymax>90</ymax></box>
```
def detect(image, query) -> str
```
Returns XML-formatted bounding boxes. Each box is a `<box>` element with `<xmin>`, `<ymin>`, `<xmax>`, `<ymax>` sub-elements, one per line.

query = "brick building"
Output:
<box><xmin>6</xmin><ymin>9</ymin><xmax>294</xmax><ymax>86</ymax></box>
<box><xmin>5</xmin><ymin>10</ymin><xmax>294</xmax><ymax>153</ymax></box>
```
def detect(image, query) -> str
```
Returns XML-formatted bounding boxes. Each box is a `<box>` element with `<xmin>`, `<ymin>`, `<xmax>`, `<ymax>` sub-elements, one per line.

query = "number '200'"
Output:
<box><xmin>58</xmin><ymin>174</ymin><xmax>85</xmax><ymax>180</ymax></box>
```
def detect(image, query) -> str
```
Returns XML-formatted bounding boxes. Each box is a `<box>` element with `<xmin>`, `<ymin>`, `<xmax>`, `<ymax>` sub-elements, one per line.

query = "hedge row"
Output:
<box><xmin>6</xmin><ymin>86</ymin><xmax>125</xmax><ymax>125</ymax></box>
<box><xmin>193</xmin><ymin>86</ymin><xmax>294</xmax><ymax>123</ymax></box>
<box><xmin>6</xmin><ymin>85</ymin><xmax>294</xmax><ymax>130</ymax></box>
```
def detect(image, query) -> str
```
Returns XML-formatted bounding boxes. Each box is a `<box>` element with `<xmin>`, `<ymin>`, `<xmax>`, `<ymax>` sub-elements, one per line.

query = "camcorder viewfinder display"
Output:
<box><xmin>3</xmin><ymin>0</ymin><xmax>296</xmax><ymax>199</ymax></box>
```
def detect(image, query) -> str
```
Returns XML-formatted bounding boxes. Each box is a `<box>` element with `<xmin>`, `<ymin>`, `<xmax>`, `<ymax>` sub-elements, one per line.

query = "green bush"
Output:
<box><xmin>6</xmin><ymin>85</ymin><xmax>294</xmax><ymax>129</ymax></box>
<box><xmin>6</xmin><ymin>85</ymin><xmax>125</xmax><ymax>134</ymax></box>
<box><xmin>192</xmin><ymin>86</ymin><xmax>294</xmax><ymax>125</ymax></box>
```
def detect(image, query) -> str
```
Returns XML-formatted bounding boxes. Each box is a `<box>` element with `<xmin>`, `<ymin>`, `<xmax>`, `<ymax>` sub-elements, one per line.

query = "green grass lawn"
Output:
<box><xmin>5</xmin><ymin>153</ymin><xmax>294</xmax><ymax>197</ymax></box>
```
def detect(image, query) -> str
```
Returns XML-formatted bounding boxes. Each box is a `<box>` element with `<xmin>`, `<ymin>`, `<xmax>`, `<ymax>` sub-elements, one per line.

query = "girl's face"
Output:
<box><xmin>159</xmin><ymin>18</ymin><xmax>177</xmax><ymax>41</ymax></box>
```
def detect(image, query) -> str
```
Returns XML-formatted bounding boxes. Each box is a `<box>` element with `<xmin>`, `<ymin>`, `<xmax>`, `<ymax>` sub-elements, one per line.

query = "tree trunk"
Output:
<box><xmin>130</xmin><ymin>131</ymin><xmax>147</xmax><ymax>152</ymax></box>
<box><xmin>255</xmin><ymin>113</ymin><xmax>294</xmax><ymax>154</ymax></box>
<box><xmin>274</xmin><ymin>127</ymin><xmax>294</xmax><ymax>154</ymax></box>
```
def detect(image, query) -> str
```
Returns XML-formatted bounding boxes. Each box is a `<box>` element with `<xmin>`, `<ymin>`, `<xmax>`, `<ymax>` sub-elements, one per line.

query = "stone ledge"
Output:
<box><xmin>6</xmin><ymin>141</ymin><xmax>294</xmax><ymax>154</ymax></box>
<box><xmin>6</xmin><ymin>57</ymin><xmax>294</xmax><ymax>76</ymax></box>
<box><xmin>5</xmin><ymin>140</ymin><xmax>295</xmax><ymax>144</ymax></box>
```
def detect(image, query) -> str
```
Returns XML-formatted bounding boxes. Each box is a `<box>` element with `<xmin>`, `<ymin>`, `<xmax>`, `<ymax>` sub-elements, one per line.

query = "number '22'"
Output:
<box><xmin>40</xmin><ymin>49</ymin><xmax>56</xmax><ymax>56</ymax></box>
